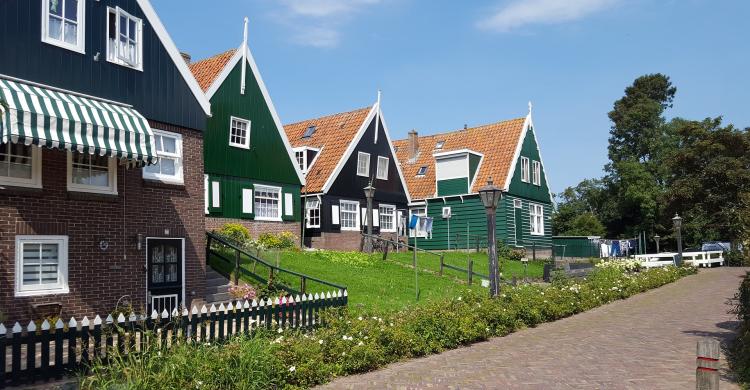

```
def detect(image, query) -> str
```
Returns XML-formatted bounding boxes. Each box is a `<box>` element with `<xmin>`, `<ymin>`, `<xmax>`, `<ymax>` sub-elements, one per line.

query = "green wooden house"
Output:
<box><xmin>189</xmin><ymin>30</ymin><xmax>304</xmax><ymax>236</ymax></box>
<box><xmin>393</xmin><ymin>105</ymin><xmax>553</xmax><ymax>253</ymax></box>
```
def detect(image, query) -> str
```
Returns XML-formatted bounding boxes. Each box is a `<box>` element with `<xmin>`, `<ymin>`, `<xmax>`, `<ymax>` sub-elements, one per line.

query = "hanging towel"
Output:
<box><xmin>610</xmin><ymin>241</ymin><xmax>621</xmax><ymax>256</ymax></box>
<box><xmin>409</xmin><ymin>214</ymin><xmax>419</xmax><ymax>229</ymax></box>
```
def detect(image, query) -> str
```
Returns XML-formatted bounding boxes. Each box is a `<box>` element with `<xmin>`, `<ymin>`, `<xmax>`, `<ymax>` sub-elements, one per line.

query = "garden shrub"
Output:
<box><xmin>81</xmin><ymin>265</ymin><xmax>697</xmax><ymax>390</ymax></box>
<box><xmin>728</xmin><ymin>271</ymin><xmax>750</xmax><ymax>387</ymax></box>
<box><xmin>727</xmin><ymin>250</ymin><xmax>750</xmax><ymax>267</ymax></box>
<box><xmin>218</xmin><ymin>223</ymin><xmax>251</xmax><ymax>245</ymax></box>
<box><xmin>258</xmin><ymin>232</ymin><xmax>297</xmax><ymax>250</ymax></box>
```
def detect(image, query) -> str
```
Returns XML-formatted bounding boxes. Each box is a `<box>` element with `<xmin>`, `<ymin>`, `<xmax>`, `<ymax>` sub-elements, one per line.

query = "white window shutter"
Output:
<box><xmin>242</xmin><ymin>189</ymin><xmax>253</xmax><ymax>214</ymax></box>
<box><xmin>331</xmin><ymin>205</ymin><xmax>340</xmax><ymax>225</ymax></box>
<box><xmin>361</xmin><ymin>208</ymin><xmax>367</xmax><ymax>225</ymax></box>
<box><xmin>284</xmin><ymin>193</ymin><xmax>293</xmax><ymax>216</ymax></box>
<box><xmin>204</xmin><ymin>175</ymin><xmax>209</xmax><ymax>214</ymax></box>
<box><xmin>211</xmin><ymin>181</ymin><xmax>220</xmax><ymax>208</ymax></box>
<box><xmin>373</xmin><ymin>209</ymin><xmax>379</xmax><ymax>226</ymax></box>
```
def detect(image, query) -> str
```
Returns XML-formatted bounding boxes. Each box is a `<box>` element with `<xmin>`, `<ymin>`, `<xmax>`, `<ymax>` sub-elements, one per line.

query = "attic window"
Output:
<box><xmin>302</xmin><ymin>125</ymin><xmax>317</xmax><ymax>138</ymax></box>
<box><xmin>416</xmin><ymin>166</ymin><xmax>427</xmax><ymax>176</ymax></box>
<box><xmin>435</xmin><ymin>141</ymin><xmax>445</xmax><ymax>150</ymax></box>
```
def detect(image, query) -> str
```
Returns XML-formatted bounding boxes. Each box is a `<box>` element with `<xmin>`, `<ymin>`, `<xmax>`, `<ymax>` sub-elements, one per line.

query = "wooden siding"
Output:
<box><xmin>0</xmin><ymin>0</ymin><xmax>205</xmax><ymax>130</ymax></box>
<box><xmin>207</xmin><ymin>174</ymin><xmax>301</xmax><ymax>222</ymax></box>
<box><xmin>437</xmin><ymin>177</ymin><xmax>469</xmax><ymax>197</ymax></box>
<box><xmin>506</xmin><ymin>127</ymin><xmax>551</xmax><ymax>202</ymax></box>
<box><xmin>500</xmin><ymin>194</ymin><xmax>552</xmax><ymax>247</ymax></box>
<box><xmin>204</xmin><ymin>60</ymin><xmax>301</xmax><ymax>185</ymax></box>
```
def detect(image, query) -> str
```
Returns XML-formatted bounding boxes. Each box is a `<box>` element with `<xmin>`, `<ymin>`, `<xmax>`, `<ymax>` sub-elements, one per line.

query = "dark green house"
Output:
<box><xmin>393</xmin><ymin>107</ymin><xmax>553</xmax><ymax>253</ymax></box>
<box><xmin>189</xmin><ymin>35</ymin><xmax>304</xmax><ymax>236</ymax></box>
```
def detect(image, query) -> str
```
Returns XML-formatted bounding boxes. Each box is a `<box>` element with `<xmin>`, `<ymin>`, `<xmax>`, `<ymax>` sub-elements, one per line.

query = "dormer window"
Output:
<box><xmin>107</xmin><ymin>7</ymin><xmax>143</xmax><ymax>70</ymax></box>
<box><xmin>302</xmin><ymin>125</ymin><xmax>317</xmax><ymax>138</ymax></box>
<box><xmin>416</xmin><ymin>166</ymin><xmax>427</xmax><ymax>176</ymax></box>
<box><xmin>293</xmin><ymin>147</ymin><xmax>320</xmax><ymax>175</ymax></box>
<box><xmin>42</xmin><ymin>0</ymin><xmax>86</xmax><ymax>53</ymax></box>
<box><xmin>435</xmin><ymin>141</ymin><xmax>445</xmax><ymax>150</ymax></box>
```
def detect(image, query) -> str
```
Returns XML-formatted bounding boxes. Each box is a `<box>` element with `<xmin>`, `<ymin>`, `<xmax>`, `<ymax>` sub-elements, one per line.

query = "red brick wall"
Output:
<box><xmin>308</xmin><ymin>231</ymin><xmax>398</xmax><ymax>251</ymax></box>
<box><xmin>206</xmin><ymin>217</ymin><xmax>300</xmax><ymax>241</ymax></box>
<box><xmin>0</xmin><ymin>122</ymin><xmax>205</xmax><ymax>323</ymax></box>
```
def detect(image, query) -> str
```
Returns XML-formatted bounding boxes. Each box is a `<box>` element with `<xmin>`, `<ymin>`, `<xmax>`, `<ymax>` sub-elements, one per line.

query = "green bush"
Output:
<box><xmin>727</xmin><ymin>250</ymin><xmax>750</xmax><ymax>267</ymax></box>
<box><xmin>218</xmin><ymin>223</ymin><xmax>251</xmax><ymax>245</ymax></box>
<box><xmin>81</xmin><ymin>265</ymin><xmax>697</xmax><ymax>389</ymax></box>
<box><xmin>728</xmin><ymin>272</ymin><xmax>750</xmax><ymax>387</ymax></box>
<box><xmin>258</xmin><ymin>232</ymin><xmax>297</xmax><ymax>250</ymax></box>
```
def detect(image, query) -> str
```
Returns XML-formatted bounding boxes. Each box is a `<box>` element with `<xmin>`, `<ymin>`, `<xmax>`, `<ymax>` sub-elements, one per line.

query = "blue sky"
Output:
<box><xmin>154</xmin><ymin>0</ymin><xmax>749</xmax><ymax>193</ymax></box>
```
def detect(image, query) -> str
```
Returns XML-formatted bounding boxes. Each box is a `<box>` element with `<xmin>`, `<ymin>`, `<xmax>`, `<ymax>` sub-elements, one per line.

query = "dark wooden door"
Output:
<box><xmin>147</xmin><ymin>239</ymin><xmax>182</xmax><ymax>313</ymax></box>
<box><xmin>514</xmin><ymin>206</ymin><xmax>524</xmax><ymax>246</ymax></box>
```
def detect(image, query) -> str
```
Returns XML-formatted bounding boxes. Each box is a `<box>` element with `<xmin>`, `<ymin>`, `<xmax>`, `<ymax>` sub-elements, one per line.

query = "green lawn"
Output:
<box><xmin>209</xmin><ymin>248</ymin><xmax>485</xmax><ymax>313</ymax></box>
<box><xmin>385</xmin><ymin>250</ymin><xmax>546</xmax><ymax>282</ymax></box>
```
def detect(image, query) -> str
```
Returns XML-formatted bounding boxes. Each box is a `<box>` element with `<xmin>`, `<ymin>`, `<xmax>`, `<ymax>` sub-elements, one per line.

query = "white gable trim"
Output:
<box><xmin>502</xmin><ymin>111</ymin><xmax>553</xmax><ymax>202</ymax></box>
<box><xmin>136</xmin><ymin>0</ymin><xmax>211</xmax><ymax>116</ymax></box>
<box><xmin>378</xmin><ymin>107</ymin><xmax>413</xmax><ymax>204</ymax></box>
<box><xmin>204</xmin><ymin>44</ymin><xmax>306</xmax><ymax>185</ymax></box>
<box><xmin>321</xmin><ymin>104</ymin><xmax>377</xmax><ymax>193</ymax></box>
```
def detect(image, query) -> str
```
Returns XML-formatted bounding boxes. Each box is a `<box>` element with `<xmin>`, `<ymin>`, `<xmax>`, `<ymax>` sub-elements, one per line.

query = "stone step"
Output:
<box><xmin>206</xmin><ymin>284</ymin><xmax>230</xmax><ymax>295</ymax></box>
<box><xmin>206</xmin><ymin>292</ymin><xmax>231</xmax><ymax>304</ymax></box>
<box><xmin>205</xmin><ymin>275</ymin><xmax>229</xmax><ymax>285</ymax></box>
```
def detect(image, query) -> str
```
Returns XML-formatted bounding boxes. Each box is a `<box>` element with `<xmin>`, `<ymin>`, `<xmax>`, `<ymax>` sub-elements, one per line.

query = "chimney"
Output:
<box><xmin>408</xmin><ymin>129</ymin><xmax>419</xmax><ymax>162</ymax></box>
<box><xmin>464</xmin><ymin>124</ymin><xmax>468</xmax><ymax>130</ymax></box>
<box><xmin>180</xmin><ymin>52</ymin><xmax>192</xmax><ymax>64</ymax></box>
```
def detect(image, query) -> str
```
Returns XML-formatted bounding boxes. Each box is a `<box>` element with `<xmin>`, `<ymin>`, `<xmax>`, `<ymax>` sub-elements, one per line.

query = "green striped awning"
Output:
<box><xmin>0</xmin><ymin>77</ymin><xmax>157</xmax><ymax>166</ymax></box>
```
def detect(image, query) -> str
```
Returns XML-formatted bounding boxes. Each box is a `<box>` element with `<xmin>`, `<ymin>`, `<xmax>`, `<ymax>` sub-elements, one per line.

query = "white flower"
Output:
<box><xmin>357</xmin><ymin>341</ymin><xmax>364</xmax><ymax>346</ymax></box>
<box><xmin>289</xmin><ymin>366</ymin><xmax>296</xmax><ymax>372</ymax></box>
<box><xmin>277</xmin><ymin>328</ymin><xmax>283</xmax><ymax>334</ymax></box>
<box><xmin>457</xmin><ymin>296</ymin><xmax>462</xmax><ymax>301</ymax></box>
<box><xmin>319</xmin><ymin>339</ymin><xmax>324</xmax><ymax>344</ymax></box>
<box><xmin>358</xmin><ymin>316</ymin><xmax>363</xmax><ymax>321</ymax></box>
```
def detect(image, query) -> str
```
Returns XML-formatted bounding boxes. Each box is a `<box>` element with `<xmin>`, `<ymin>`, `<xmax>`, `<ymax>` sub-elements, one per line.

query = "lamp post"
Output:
<box><xmin>363</xmin><ymin>181</ymin><xmax>376</xmax><ymax>253</ymax></box>
<box><xmin>672</xmin><ymin>213</ymin><xmax>683</xmax><ymax>266</ymax></box>
<box><xmin>478</xmin><ymin>177</ymin><xmax>503</xmax><ymax>297</ymax></box>
<box><xmin>653</xmin><ymin>234</ymin><xmax>661</xmax><ymax>253</ymax></box>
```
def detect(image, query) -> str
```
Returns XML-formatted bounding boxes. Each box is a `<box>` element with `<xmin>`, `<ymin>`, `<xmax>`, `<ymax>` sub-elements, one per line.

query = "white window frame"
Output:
<box><xmin>379</xmin><ymin>204</ymin><xmax>396</xmax><ymax>233</ymax></box>
<box><xmin>0</xmin><ymin>144</ymin><xmax>42</xmax><ymax>188</ymax></box>
<box><xmin>532</xmin><ymin>160</ymin><xmax>541</xmax><ymax>186</ymax></box>
<box><xmin>521</xmin><ymin>157</ymin><xmax>530</xmax><ymax>183</ymax></box>
<box><xmin>409</xmin><ymin>207</ymin><xmax>428</xmax><ymax>238</ymax></box>
<box><xmin>253</xmin><ymin>184</ymin><xmax>282</xmax><ymax>221</ymax></box>
<box><xmin>305</xmin><ymin>198</ymin><xmax>321</xmax><ymax>228</ymax></box>
<box><xmin>376</xmin><ymin>156</ymin><xmax>389</xmax><ymax>180</ymax></box>
<box><xmin>356</xmin><ymin>152</ymin><xmax>370</xmax><ymax>177</ymax></box>
<box><xmin>15</xmin><ymin>235</ymin><xmax>69</xmax><ymax>297</ymax></box>
<box><xmin>142</xmin><ymin>129</ymin><xmax>183</xmax><ymax>184</ymax></box>
<box><xmin>106</xmin><ymin>7</ymin><xmax>143</xmax><ymax>71</ymax></box>
<box><xmin>294</xmin><ymin>149</ymin><xmax>306</xmax><ymax>173</ymax></box>
<box><xmin>339</xmin><ymin>200</ymin><xmax>360</xmax><ymax>231</ymax></box>
<box><xmin>67</xmin><ymin>152</ymin><xmax>118</xmax><ymax>195</ymax></box>
<box><xmin>529</xmin><ymin>203</ymin><xmax>545</xmax><ymax>236</ymax></box>
<box><xmin>42</xmin><ymin>0</ymin><xmax>86</xmax><ymax>54</ymax></box>
<box><xmin>229</xmin><ymin>116</ymin><xmax>251</xmax><ymax>149</ymax></box>
<box><xmin>416</xmin><ymin>166</ymin><xmax>427</xmax><ymax>177</ymax></box>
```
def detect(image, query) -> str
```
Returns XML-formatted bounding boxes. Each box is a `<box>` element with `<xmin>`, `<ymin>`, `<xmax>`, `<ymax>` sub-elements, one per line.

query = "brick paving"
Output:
<box><xmin>321</xmin><ymin>267</ymin><xmax>749</xmax><ymax>390</ymax></box>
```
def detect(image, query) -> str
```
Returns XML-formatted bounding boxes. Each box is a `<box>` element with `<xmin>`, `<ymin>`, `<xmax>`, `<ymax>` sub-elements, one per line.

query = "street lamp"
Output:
<box><xmin>653</xmin><ymin>234</ymin><xmax>661</xmax><ymax>253</ymax></box>
<box><xmin>672</xmin><ymin>213</ymin><xmax>683</xmax><ymax>266</ymax></box>
<box><xmin>479</xmin><ymin>177</ymin><xmax>503</xmax><ymax>297</ymax></box>
<box><xmin>363</xmin><ymin>181</ymin><xmax>376</xmax><ymax>253</ymax></box>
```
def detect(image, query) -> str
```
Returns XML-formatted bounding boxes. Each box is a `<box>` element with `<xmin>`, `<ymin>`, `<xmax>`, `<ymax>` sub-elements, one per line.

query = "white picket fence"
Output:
<box><xmin>633</xmin><ymin>251</ymin><xmax>725</xmax><ymax>268</ymax></box>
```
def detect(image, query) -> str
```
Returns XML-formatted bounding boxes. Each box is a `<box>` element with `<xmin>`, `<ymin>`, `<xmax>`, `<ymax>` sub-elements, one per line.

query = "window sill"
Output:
<box><xmin>255</xmin><ymin>217</ymin><xmax>283</xmax><ymax>222</ymax></box>
<box><xmin>67</xmin><ymin>186</ymin><xmax>118</xmax><ymax>196</ymax></box>
<box><xmin>356</xmin><ymin>173</ymin><xmax>369</xmax><ymax>178</ymax></box>
<box><xmin>341</xmin><ymin>227</ymin><xmax>360</xmax><ymax>232</ymax></box>
<box><xmin>142</xmin><ymin>178</ymin><xmax>186</xmax><ymax>190</ymax></box>
<box><xmin>0</xmin><ymin>185</ymin><xmax>45</xmax><ymax>196</ymax></box>
<box><xmin>15</xmin><ymin>287</ymin><xmax>69</xmax><ymax>298</ymax></box>
<box><xmin>530</xmin><ymin>233</ymin><xmax>545</xmax><ymax>237</ymax></box>
<box><xmin>106</xmin><ymin>57</ymin><xmax>144</xmax><ymax>72</ymax></box>
<box><xmin>229</xmin><ymin>143</ymin><xmax>251</xmax><ymax>150</ymax></box>
<box><xmin>67</xmin><ymin>191</ymin><xmax>119</xmax><ymax>203</ymax></box>
<box><xmin>42</xmin><ymin>38</ymin><xmax>85</xmax><ymax>55</ymax></box>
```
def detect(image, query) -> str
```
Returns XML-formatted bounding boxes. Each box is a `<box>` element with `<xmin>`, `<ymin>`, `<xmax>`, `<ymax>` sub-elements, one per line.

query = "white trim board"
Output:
<box><xmin>502</xmin><ymin>110</ymin><xmax>554</xmax><ymax>203</ymax></box>
<box><xmin>136</xmin><ymin>0</ymin><xmax>211</xmax><ymax>115</ymax></box>
<box><xmin>203</xmin><ymin>44</ymin><xmax>305</xmax><ymax>186</ymax></box>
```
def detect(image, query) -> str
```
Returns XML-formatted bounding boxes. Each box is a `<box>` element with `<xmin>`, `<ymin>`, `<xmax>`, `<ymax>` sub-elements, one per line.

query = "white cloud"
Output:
<box><xmin>477</xmin><ymin>0</ymin><xmax>620</xmax><ymax>32</ymax></box>
<box><xmin>274</xmin><ymin>0</ymin><xmax>382</xmax><ymax>48</ymax></box>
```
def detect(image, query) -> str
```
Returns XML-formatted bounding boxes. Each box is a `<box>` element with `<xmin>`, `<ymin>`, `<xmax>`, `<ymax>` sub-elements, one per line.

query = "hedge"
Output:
<box><xmin>729</xmin><ymin>271</ymin><xmax>750</xmax><ymax>388</ymax></box>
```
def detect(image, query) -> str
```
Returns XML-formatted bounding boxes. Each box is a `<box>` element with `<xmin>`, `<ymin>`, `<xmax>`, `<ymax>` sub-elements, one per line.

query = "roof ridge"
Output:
<box><xmin>393</xmin><ymin>116</ymin><xmax>526</xmax><ymax>142</ymax></box>
<box><xmin>284</xmin><ymin>106</ymin><xmax>372</xmax><ymax>127</ymax></box>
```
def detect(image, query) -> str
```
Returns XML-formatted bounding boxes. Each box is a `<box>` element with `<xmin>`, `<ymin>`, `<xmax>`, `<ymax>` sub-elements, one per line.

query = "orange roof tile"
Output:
<box><xmin>188</xmin><ymin>49</ymin><xmax>237</xmax><ymax>92</ymax></box>
<box><xmin>393</xmin><ymin>117</ymin><xmax>526</xmax><ymax>200</ymax></box>
<box><xmin>284</xmin><ymin>107</ymin><xmax>373</xmax><ymax>193</ymax></box>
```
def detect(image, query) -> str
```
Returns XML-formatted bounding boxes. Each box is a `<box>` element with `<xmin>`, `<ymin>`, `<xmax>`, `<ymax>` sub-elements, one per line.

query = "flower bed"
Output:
<box><xmin>80</xmin><ymin>265</ymin><xmax>696</xmax><ymax>390</ymax></box>
<box><xmin>728</xmin><ymin>271</ymin><xmax>750</xmax><ymax>388</ymax></box>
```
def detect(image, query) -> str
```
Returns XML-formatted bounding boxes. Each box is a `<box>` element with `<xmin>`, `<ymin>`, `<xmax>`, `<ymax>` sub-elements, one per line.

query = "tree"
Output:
<box><xmin>552</xmin><ymin>179</ymin><xmax>610</xmax><ymax>235</ymax></box>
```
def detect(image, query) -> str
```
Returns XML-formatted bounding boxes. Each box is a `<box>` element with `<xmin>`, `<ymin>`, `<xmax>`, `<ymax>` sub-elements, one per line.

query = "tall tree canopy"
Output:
<box><xmin>553</xmin><ymin>74</ymin><xmax>749</xmax><ymax>250</ymax></box>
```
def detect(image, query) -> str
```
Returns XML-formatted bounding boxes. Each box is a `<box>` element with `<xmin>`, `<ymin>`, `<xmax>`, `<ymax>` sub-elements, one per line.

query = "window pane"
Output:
<box><xmin>161</xmin><ymin>136</ymin><xmax>176</xmax><ymax>154</ymax></box>
<box><xmin>64</xmin><ymin>0</ymin><xmax>78</xmax><ymax>22</ymax></box>
<box><xmin>72</xmin><ymin>166</ymin><xmax>89</xmax><ymax>184</ymax></box>
<box><xmin>88</xmin><ymin>165</ymin><xmax>109</xmax><ymax>187</ymax></box>
<box><xmin>48</xmin><ymin>16</ymin><xmax>63</xmax><ymax>40</ymax></box>
<box><xmin>63</xmin><ymin>21</ymin><xmax>77</xmax><ymax>45</ymax></box>
<box><xmin>49</xmin><ymin>0</ymin><xmax>63</xmax><ymax>16</ymax></box>
<box><xmin>128</xmin><ymin>19</ymin><xmax>137</xmax><ymax>40</ymax></box>
<box><xmin>159</xmin><ymin>158</ymin><xmax>175</xmax><ymax>175</ymax></box>
<box><xmin>166</xmin><ymin>264</ymin><xmax>178</xmax><ymax>282</ymax></box>
<box><xmin>151</xmin><ymin>264</ymin><xmax>164</xmax><ymax>283</ymax></box>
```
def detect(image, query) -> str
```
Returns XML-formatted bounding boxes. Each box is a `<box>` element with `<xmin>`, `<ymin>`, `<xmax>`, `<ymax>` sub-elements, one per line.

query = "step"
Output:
<box><xmin>205</xmin><ymin>275</ymin><xmax>230</xmax><ymax>285</ymax></box>
<box><xmin>206</xmin><ymin>292</ymin><xmax>232</xmax><ymax>304</ymax></box>
<box><xmin>205</xmin><ymin>284</ymin><xmax>230</xmax><ymax>295</ymax></box>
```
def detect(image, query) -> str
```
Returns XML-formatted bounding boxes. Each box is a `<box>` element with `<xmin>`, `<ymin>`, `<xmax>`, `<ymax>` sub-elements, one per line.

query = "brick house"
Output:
<box><xmin>188</xmin><ymin>23</ymin><xmax>305</xmax><ymax>239</ymax></box>
<box><xmin>284</xmin><ymin>100</ymin><xmax>412</xmax><ymax>251</ymax></box>
<box><xmin>0</xmin><ymin>0</ymin><xmax>211</xmax><ymax>322</ymax></box>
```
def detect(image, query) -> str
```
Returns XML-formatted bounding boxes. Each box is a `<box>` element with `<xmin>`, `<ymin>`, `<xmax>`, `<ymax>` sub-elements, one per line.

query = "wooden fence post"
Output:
<box><xmin>439</xmin><ymin>254</ymin><xmax>444</xmax><ymax>276</ymax></box>
<box><xmin>206</xmin><ymin>235</ymin><xmax>212</xmax><ymax>264</ymax></box>
<box><xmin>696</xmin><ymin>338</ymin><xmax>720</xmax><ymax>390</ymax></box>
<box><xmin>467</xmin><ymin>259</ymin><xmax>473</xmax><ymax>285</ymax></box>
<box><xmin>383</xmin><ymin>241</ymin><xmax>389</xmax><ymax>261</ymax></box>
<box><xmin>234</xmin><ymin>249</ymin><xmax>240</xmax><ymax>285</ymax></box>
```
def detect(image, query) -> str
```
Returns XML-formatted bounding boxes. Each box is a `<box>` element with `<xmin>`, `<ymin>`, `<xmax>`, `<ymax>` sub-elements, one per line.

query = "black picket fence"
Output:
<box><xmin>0</xmin><ymin>290</ymin><xmax>347</xmax><ymax>388</ymax></box>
